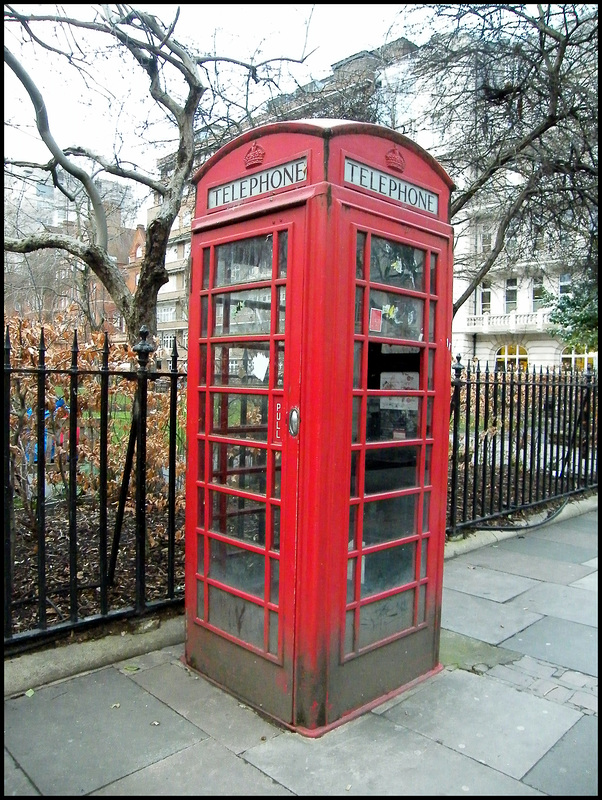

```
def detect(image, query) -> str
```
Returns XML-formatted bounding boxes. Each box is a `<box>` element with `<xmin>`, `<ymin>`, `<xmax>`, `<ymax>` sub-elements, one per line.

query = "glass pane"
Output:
<box><xmin>210</xmin><ymin>442</ymin><xmax>267</xmax><ymax>494</ymax></box>
<box><xmin>353</xmin><ymin>341</ymin><xmax>362</xmax><ymax>387</ymax></box>
<box><xmin>199</xmin><ymin>344</ymin><xmax>207</xmax><ymax>385</ymax></box>
<box><xmin>202</xmin><ymin>248</ymin><xmax>210</xmax><ymax>289</ymax></box>
<box><xmin>351</xmin><ymin>396</ymin><xmax>362</xmax><ymax>443</ymax></box>
<box><xmin>196</xmin><ymin>487</ymin><xmax>205</xmax><ymax>528</ymax></box>
<box><xmin>366</xmin><ymin>396</ymin><xmax>421</xmax><ymax>442</ymax></box>
<box><xmin>270</xmin><ymin>558</ymin><xmax>279</xmax><ymax>604</ymax></box>
<box><xmin>210</xmin><ymin>490</ymin><xmax>266</xmax><ymax>546</ymax></box>
<box><xmin>421</xmin><ymin>538</ymin><xmax>428</xmax><ymax>579</ymax></box>
<box><xmin>355</xmin><ymin>287</ymin><xmax>364</xmax><ymax>333</ymax></box>
<box><xmin>363</xmin><ymin>494</ymin><xmax>418</xmax><ymax>545</ymax></box>
<box><xmin>430</xmin><ymin>253</ymin><xmax>437</xmax><ymax>294</ymax></box>
<box><xmin>427</xmin><ymin>349</ymin><xmax>435</xmax><ymax>390</ymax></box>
<box><xmin>197</xmin><ymin>440</ymin><xmax>205</xmax><ymax>481</ymax></box>
<box><xmin>272</xmin><ymin>506</ymin><xmax>280</xmax><ymax>552</ymax></box>
<box><xmin>277</xmin><ymin>231</ymin><xmax>288</xmax><ymax>277</ymax></box>
<box><xmin>358</xmin><ymin>590</ymin><xmax>414</xmax><ymax>647</ymax></box>
<box><xmin>361</xmin><ymin>543</ymin><xmax>416</xmax><ymax>598</ymax></box>
<box><xmin>197</xmin><ymin>534</ymin><xmax>204</xmax><ymax>575</ymax></box>
<box><xmin>208</xmin><ymin>585</ymin><xmax>263</xmax><ymax>648</ymax></box>
<box><xmin>210</xmin><ymin>539</ymin><xmax>265</xmax><ymax>598</ymax></box>
<box><xmin>200</xmin><ymin>295</ymin><xmax>208</xmax><ymax>337</ymax></box>
<box><xmin>272</xmin><ymin>451</ymin><xmax>281</xmax><ymax>498</ymax></box>
<box><xmin>370</xmin><ymin>236</ymin><xmax>425</xmax><ymax>291</ymax></box>
<box><xmin>364</xmin><ymin>446</ymin><xmax>420</xmax><ymax>494</ymax></box>
<box><xmin>215</xmin><ymin>234</ymin><xmax>273</xmax><ymax>286</ymax></box>
<box><xmin>369</xmin><ymin>290</ymin><xmax>424</xmax><ymax>341</ymax></box>
<box><xmin>425</xmin><ymin>444</ymin><xmax>432</xmax><ymax>485</ymax></box>
<box><xmin>212</xmin><ymin>392</ymin><xmax>268</xmax><ymax>441</ymax></box>
<box><xmin>197</xmin><ymin>392</ymin><xmax>206</xmax><ymax>433</ymax></box>
<box><xmin>277</xmin><ymin>286</ymin><xmax>286</xmax><ymax>333</ymax></box>
<box><xmin>350</xmin><ymin>451</ymin><xmax>360</xmax><ymax>497</ymax></box>
<box><xmin>348</xmin><ymin>504</ymin><xmax>358</xmax><ymax>550</ymax></box>
<box><xmin>275</xmin><ymin>342</ymin><xmax>285</xmax><ymax>387</ymax></box>
<box><xmin>428</xmin><ymin>300</ymin><xmax>436</xmax><ymax>341</ymax></box>
<box><xmin>213</xmin><ymin>289</ymin><xmax>272</xmax><ymax>336</ymax></box>
<box><xmin>426</xmin><ymin>397</ymin><xmax>434</xmax><ymax>437</ymax></box>
<box><xmin>356</xmin><ymin>231</ymin><xmax>366</xmax><ymax>279</ymax></box>
<box><xmin>346</xmin><ymin>558</ymin><xmax>356</xmax><ymax>602</ymax></box>
<box><xmin>422</xmin><ymin>493</ymin><xmax>430</xmax><ymax>533</ymax></box>
<box><xmin>212</xmin><ymin>344</ymin><xmax>271</xmax><ymax>386</ymax></box>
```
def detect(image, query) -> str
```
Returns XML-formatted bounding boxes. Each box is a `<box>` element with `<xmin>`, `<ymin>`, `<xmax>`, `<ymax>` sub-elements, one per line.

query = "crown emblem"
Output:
<box><xmin>244</xmin><ymin>142</ymin><xmax>266</xmax><ymax>169</ymax></box>
<box><xmin>385</xmin><ymin>147</ymin><xmax>406</xmax><ymax>173</ymax></box>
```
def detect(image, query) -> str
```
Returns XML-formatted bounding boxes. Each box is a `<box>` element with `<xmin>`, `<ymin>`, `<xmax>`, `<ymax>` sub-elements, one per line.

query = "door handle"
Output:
<box><xmin>288</xmin><ymin>407</ymin><xmax>300</xmax><ymax>436</ymax></box>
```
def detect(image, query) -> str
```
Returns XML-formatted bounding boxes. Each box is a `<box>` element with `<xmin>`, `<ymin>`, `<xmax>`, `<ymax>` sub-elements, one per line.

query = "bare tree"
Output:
<box><xmin>383</xmin><ymin>4</ymin><xmax>598</xmax><ymax>316</ymax></box>
<box><xmin>4</xmin><ymin>4</ymin><xmax>308</xmax><ymax>343</ymax></box>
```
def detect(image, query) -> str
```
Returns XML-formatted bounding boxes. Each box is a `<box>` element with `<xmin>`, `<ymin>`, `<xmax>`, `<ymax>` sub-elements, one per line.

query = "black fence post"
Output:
<box><xmin>36</xmin><ymin>328</ymin><xmax>47</xmax><ymax>629</ymax></box>
<box><xmin>133</xmin><ymin>326</ymin><xmax>155</xmax><ymax>613</ymax></box>
<box><xmin>4</xmin><ymin>327</ymin><xmax>13</xmax><ymax>639</ymax></box>
<box><xmin>448</xmin><ymin>354</ymin><xmax>464</xmax><ymax>539</ymax></box>
<box><xmin>167</xmin><ymin>338</ymin><xmax>179</xmax><ymax>597</ymax></box>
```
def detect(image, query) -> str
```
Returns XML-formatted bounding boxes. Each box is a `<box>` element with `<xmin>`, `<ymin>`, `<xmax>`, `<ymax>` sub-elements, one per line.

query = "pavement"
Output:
<box><xmin>4</xmin><ymin>495</ymin><xmax>598</xmax><ymax>796</ymax></box>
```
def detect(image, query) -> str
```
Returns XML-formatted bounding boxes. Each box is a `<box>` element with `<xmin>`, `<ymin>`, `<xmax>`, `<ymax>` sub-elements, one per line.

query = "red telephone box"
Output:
<box><xmin>184</xmin><ymin>119</ymin><xmax>454</xmax><ymax>736</ymax></box>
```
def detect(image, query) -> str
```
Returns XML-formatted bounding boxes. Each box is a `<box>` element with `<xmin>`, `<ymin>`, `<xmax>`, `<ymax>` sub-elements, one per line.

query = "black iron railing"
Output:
<box><xmin>447</xmin><ymin>356</ymin><xmax>598</xmax><ymax>538</ymax></box>
<box><xmin>4</xmin><ymin>325</ymin><xmax>186</xmax><ymax>655</ymax></box>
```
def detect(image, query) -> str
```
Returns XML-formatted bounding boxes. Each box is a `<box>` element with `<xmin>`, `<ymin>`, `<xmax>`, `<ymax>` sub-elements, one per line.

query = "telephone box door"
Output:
<box><xmin>324</xmin><ymin>203</ymin><xmax>453</xmax><ymax>719</ymax></box>
<box><xmin>185</xmin><ymin>208</ymin><xmax>305</xmax><ymax>723</ymax></box>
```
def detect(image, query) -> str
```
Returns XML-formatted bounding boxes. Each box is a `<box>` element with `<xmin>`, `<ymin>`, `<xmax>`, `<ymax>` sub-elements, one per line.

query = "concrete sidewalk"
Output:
<box><xmin>4</xmin><ymin>496</ymin><xmax>597</xmax><ymax>795</ymax></box>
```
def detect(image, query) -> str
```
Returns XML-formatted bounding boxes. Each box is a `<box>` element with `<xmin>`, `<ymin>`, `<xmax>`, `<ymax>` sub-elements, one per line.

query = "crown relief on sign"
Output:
<box><xmin>385</xmin><ymin>147</ymin><xmax>406</xmax><ymax>173</ymax></box>
<box><xmin>244</xmin><ymin>142</ymin><xmax>266</xmax><ymax>169</ymax></box>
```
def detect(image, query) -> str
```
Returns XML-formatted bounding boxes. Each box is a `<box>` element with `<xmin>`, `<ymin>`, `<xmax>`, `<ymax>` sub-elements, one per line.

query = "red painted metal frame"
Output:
<box><xmin>185</xmin><ymin>120</ymin><xmax>454</xmax><ymax>735</ymax></box>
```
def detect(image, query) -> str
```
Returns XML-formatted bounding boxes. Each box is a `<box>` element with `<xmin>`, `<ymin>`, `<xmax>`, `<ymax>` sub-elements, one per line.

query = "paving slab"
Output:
<box><xmin>442</xmin><ymin>587</ymin><xmax>542</xmax><ymax>644</ymax></box>
<box><xmin>242</xmin><ymin>710</ymin><xmax>543</xmax><ymax>796</ymax></box>
<box><xmin>443</xmin><ymin>560</ymin><xmax>539</xmax><ymax>601</ymax></box>
<box><xmin>571</xmin><ymin>570</ymin><xmax>598</xmax><ymax>591</ymax></box>
<box><xmin>505</xmin><ymin>582</ymin><xmax>598</xmax><ymax>627</ymax></box>
<box><xmin>91</xmin><ymin>738</ymin><xmax>294</xmax><ymax>796</ymax></box>
<box><xmin>501</xmin><ymin>616</ymin><xmax>598</xmax><ymax>677</ymax></box>
<box><xmin>3</xmin><ymin>667</ymin><xmax>206</xmax><ymax>796</ymax></box>
<box><xmin>381</xmin><ymin>669</ymin><xmax>581</xmax><ymax>781</ymax></box>
<box><xmin>4</xmin><ymin>748</ymin><xmax>40</xmax><ymax>796</ymax></box>
<box><xmin>531</xmin><ymin>525</ymin><xmax>599</xmax><ymax>551</ymax></box>
<box><xmin>121</xmin><ymin>655</ymin><xmax>283</xmax><ymax>755</ymax></box>
<box><xmin>495</xmin><ymin>535</ymin><xmax>597</xmax><ymax>564</ymax></box>
<box><xmin>459</xmin><ymin>546</ymin><xmax>595</xmax><ymax>585</ymax></box>
<box><xmin>521</xmin><ymin>714</ymin><xmax>598</xmax><ymax>796</ymax></box>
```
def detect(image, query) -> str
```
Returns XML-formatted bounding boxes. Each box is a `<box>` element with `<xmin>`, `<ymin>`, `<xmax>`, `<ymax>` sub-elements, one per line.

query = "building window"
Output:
<box><xmin>559</xmin><ymin>272</ymin><xmax>571</xmax><ymax>295</ymax></box>
<box><xmin>162</xmin><ymin>333</ymin><xmax>176</xmax><ymax>351</ymax></box>
<box><xmin>480</xmin><ymin>280</ymin><xmax>491</xmax><ymax>314</ymax></box>
<box><xmin>561</xmin><ymin>346</ymin><xmax>597</xmax><ymax>372</ymax></box>
<box><xmin>157</xmin><ymin>304</ymin><xmax>176</xmax><ymax>323</ymax></box>
<box><xmin>505</xmin><ymin>278</ymin><xmax>517</xmax><ymax>313</ymax></box>
<box><xmin>496</xmin><ymin>344</ymin><xmax>528</xmax><ymax>372</ymax></box>
<box><xmin>481</xmin><ymin>231</ymin><xmax>492</xmax><ymax>253</ymax></box>
<box><xmin>532</xmin><ymin>274</ymin><xmax>545</xmax><ymax>311</ymax></box>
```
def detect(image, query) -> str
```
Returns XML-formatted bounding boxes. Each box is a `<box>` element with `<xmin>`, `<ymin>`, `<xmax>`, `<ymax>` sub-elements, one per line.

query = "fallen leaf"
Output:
<box><xmin>111</xmin><ymin>702</ymin><xmax>120</xmax><ymax>708</ymax></box>
<box><xmin>25</xmin><ymin>689</ymin><xmax>35</xmax><ymax>697</ymax></box>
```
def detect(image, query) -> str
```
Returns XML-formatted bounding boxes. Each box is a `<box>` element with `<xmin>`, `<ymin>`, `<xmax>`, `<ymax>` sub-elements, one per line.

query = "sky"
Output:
<box><xmin>4</xmin><ymin>4</ymin><xmax>424</xmax><ymax>219</ymax></box>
